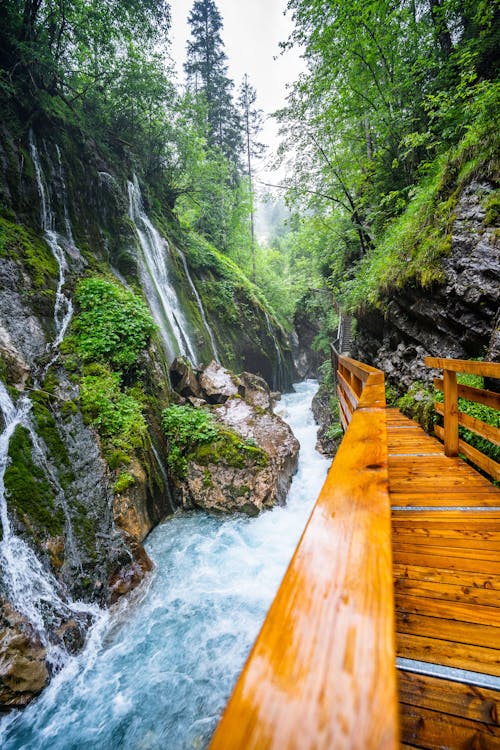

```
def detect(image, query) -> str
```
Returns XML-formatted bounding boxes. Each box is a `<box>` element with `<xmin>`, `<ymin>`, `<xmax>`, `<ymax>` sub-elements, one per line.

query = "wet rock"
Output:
<box><xmin>175</xmin><ymin>362</ymin><xmax>300</xmax><ymax>515</ymax></box>
<box><xmin>108</xmin><ymin>534</ymin><xmax>153</xmax><ymax>604</ymax></box>
<box><xmin>311</xmin><ymin>383</ymin><xmax>341</xmax><ymax>457</ymax></box>
<box><xmin>169</xmin><ymin>357</ymin><xmax>202</xmax><ymax>399</ymax></box>
<box><xmin>199</xmin><ymin>361</ymin><xmax>241</xmax><ymax>403</ymax></box>
<box><xmin>0</xmin><ymin>330</ymin><xmax>30</xmax><ymax>390</ymax></box>
<box><xmin>240</xmin><ymin>371</ymin><xmax>272</xmax><ymax>410</ymax></box>
<box><xmin>0</xmin><ymin>602</ymin><xmax>49</xmax><ymax>709</ymax></box>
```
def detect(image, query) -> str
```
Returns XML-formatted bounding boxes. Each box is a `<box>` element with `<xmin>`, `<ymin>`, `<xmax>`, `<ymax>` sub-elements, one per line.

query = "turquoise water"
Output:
<box><xmin>0</xmin><ymin>381</ymin><xmax>329</xmax><ymax>750</ymax></box>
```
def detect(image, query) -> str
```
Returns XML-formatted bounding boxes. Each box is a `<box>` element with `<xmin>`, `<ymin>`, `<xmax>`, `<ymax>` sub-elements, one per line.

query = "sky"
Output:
<box><xmin>169</xmin><ymin>0</ymin><xmax>305</xmax><ymax>183</ymax></box>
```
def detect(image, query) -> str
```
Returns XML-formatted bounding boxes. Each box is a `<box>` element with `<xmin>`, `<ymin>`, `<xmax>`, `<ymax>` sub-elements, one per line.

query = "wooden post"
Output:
<box><xmin>443</xmin><ymin>369</ymin><xmax>459</xmax><ymax>456</ymax></box>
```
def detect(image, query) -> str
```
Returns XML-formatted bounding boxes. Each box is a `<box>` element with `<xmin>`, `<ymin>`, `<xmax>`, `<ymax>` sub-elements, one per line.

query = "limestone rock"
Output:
<box><xmin>0</xmin><ymin>602</ymin><xmax>49</xmax><ymax>709</ymax></box>
<box><xmin>173</xmin><ymin>362</ymin><xmax>300</xmax><ymax>515</ymax></box>
<box><xmin>240</xmin><ymin>371</ymin><xmax>272</xmax><ymax>410</ymax></box>
<box><xmin>199</xmin><ymin>361</ymin><xmax>241</xmax><ymax>403</ymax></box>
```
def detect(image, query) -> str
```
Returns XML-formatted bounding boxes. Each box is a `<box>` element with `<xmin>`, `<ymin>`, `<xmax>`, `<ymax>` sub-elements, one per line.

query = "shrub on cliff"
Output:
<box><xmin>73</xmin><ymin>277</ymin><xmax>156</xmax><ymax>370</ymax></box>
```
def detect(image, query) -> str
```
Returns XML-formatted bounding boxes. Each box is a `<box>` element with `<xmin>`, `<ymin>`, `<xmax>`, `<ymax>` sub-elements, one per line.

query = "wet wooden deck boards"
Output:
<box><xmin>387</xmin><ymin>408</ymin><xmax>500</xmax><ymax>749</ymax></box>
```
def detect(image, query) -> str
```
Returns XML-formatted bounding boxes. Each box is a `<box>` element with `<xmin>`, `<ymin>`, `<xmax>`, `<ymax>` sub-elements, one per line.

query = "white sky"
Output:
<box><xmin>169</xmin><ymin>0</ymin><xmax>304</xmax><ymax>183</ymax></box>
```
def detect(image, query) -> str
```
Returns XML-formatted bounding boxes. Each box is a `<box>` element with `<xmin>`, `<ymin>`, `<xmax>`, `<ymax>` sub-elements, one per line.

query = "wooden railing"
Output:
<box><xmin>425</xmin><ymin>357</ymin><xmax>500</xmax><ymax>481</ymax></box>
<box><xmin>209</xmin><ymin>356</ymin><xmax>399</xmax><ymax>750</ymax></box>
<box><xmin>337</xmin><ymin>355</ymin><xmax>386</xmax><ymax>430</ymax></box>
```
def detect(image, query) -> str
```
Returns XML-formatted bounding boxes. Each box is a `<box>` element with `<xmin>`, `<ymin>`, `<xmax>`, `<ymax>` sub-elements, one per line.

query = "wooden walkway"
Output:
<box><xmin>387</xmin><ymin>408</ymin><xmax>500</xmax><ymax>749</ymax></box>
<box><xmin>209</xmin><ymin>355</ymin><xmax>500</xmax><ymax>749</ymax></box>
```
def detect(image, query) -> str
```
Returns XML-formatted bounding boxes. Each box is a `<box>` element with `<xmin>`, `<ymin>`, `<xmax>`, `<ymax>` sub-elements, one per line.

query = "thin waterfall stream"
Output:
<box><xmin>0</xmin><ymin>380</ymin><xmax>329</xmax><ymax>750</ymax></box>
<box><xmin>128</xmin><ymin>176</ymin><xmax>199</xmax><ymax>364</ymax></box>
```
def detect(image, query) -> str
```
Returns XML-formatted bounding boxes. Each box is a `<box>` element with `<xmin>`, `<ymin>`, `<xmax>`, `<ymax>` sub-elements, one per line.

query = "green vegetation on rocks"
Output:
<box><xmin>3</xmin><ymin>426</ymin><xmax>64</xmax><ymax>540</ymax></box>
<box><xmin>73</xmin><ymin>278</ymin><xmax>156</xmax><ymax>370</ymax></box>
<box><xmin>161</xmin><ymin>404</ymin><xmax>268</xmax><ymax>479</ymax></box>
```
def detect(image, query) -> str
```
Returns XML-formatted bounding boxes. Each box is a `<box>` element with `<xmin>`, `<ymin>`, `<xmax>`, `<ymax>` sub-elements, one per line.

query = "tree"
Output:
<box><xmin>238</xmin><ymin>74</ymin><xmax>265</xmax><ymax>280</ymax></box>
<box><xmin>184</xmin><ymin>0</ymin><xmax>241</xmax><ymax>166</ymax></box>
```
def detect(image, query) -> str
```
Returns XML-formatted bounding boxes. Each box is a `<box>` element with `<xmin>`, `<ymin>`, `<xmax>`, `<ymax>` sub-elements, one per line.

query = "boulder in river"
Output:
<box><xmin>167</xmin><ymin>360</ymin><xmax>300</xmax><ymax>515</ymax></box>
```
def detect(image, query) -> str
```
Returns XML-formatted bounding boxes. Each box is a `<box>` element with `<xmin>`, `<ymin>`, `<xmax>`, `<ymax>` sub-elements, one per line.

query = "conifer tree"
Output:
<box><xmin>184</xmin><ymin>0</ymin><xmax>241</xmax><ymax>166</ymax></box>
<box><xmin>238</xmin><ymin>74</ymin><xmax>265</xmax><ymax>280</ymax></box>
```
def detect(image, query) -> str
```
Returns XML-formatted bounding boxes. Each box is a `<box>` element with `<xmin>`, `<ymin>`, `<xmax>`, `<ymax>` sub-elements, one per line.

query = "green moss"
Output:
<box><xmin>4</xmin><ymin>426</ymin><xmax>64</xmax><ymax>538</ymax></box>
<box><xmin>484</xmin><ymin>191</ymin><xmax>500</xmax><ymax>227</ymax></box>
<box><xmin>113</xmin><ymin>472</ymin><xmax>135</xmax><ymax>494</ymax></box>
<box><xmin>72</xmin><ymin>502</ymin><xmax>98</xmax><ymax>561</ymax></box>
<box><xmin>398</xmin><ymin>383</ymin><xmax>436</xmax><ymax>433</ymax></box>
<box><xmin>342</xmin><ymin>129</ymin><xmax>497</xmax><ymax>313</ymax></box>
<box><xmin>191</xmin><ymin>429</ymin><xmax>269</xmax><ymax>470</ymax></box>
<box><xmin>60</xmin><ymin>400</ymin><xmax>78</xmax><ymax>419</ymax></box>
<box><xmin>79</xmin><ymin>364</ymin><xmax>148</xmax><ymax>463</ymax></box>
<box><xmin>0</xmin><ymin>216</ymin><xmax>58</xmax><ymax>291</ymax></box>
<box><xmin>30</xmin><ymin>391</ymin><xmax>75</xmax><ymax>489</ymax></box>
<box><xmin>161</xmin><ymin>403</ymin><xmax>269</xmax><ymax>478</ymax></box>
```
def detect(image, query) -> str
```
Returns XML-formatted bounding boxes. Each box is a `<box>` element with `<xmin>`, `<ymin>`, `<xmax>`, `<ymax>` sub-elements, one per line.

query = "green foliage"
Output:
<box><xmin>398</xmin><ymin>383</ymin><xmax>437</xmax><ymax>434</ymax></box>
<box><xmin>435</xmin><ymin>372</ymin><xmax>500</xmax><ymax>464</ymax></box>
<box><xmin>161</xmin><ymin>404</ymin><xmax>268</xmax><ymax>478</ymax></box>
<box><xmin>80</xmin><ymin>364</ymin><xmax>148</xmax><ymax>461</ymax></box>
<box><xmin>73</xmin><ymin>277</ymin><xmax>156</xmax><ymax>370</ymax></box>
<box><xmin>484</xmin><ymin>190</ymin><xmax>500</xmax><ymax>227</ymax></box>
<box><xmin>113</xmin><ymin>472</ymin><xmax>136</xmax><ymax>494</ymax></box>
<box><xmin>161</xmin><ymin>404</ymin><xmax>219</xmax><ymax>476</ymax></box>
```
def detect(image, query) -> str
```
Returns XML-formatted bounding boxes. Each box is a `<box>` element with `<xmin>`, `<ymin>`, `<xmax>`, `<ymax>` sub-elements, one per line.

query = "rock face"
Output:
<box><xmin>311</xmin><ymin>383</ymin><xmax>342</xmax><ymax>457</ymax></box>
<box><xmin>0</xmin><ymin>602</ymin><xmax>49</xmax><ymax>709</ymax></box>
<box><xmin>354</xmin><ymin>181</ymin><xmax>500</xmax><ymax>389</ymax></box>
<box><xmin>169</xmin><ymin>359</ymin><xmax>300</xmax><ymax>515</ymax></box>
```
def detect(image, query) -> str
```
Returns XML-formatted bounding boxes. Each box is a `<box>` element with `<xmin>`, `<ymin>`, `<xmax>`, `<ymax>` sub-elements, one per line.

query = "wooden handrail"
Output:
<box><xmin>209</xmin><ymin>358</ymin><xmax>399</xmax><ymax>750</ymax></box>
<box><xmin>337</xmin><ymin>355</ymin><xmax>385</xmax><ymax>430</ymax></box>
<box><xmin>425</xmin><ymin>357</ymin><xmax>500</xmax><ymax>480</ymax></box>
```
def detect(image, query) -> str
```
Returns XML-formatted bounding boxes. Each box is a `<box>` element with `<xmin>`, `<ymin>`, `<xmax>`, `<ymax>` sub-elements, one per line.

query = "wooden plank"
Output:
<box><xmin>435</xmin><ymin>377</ymin><xmax>500</xmax><ymax>411</ymax></box>
<box><xmin>400</xmin><ymin>704</ymin><xmax>500</xmax><ymax>749</ymax></box>
<box><xmin>459</xmin><ymin>439</ymin><xmax>500</xmax><ymax>482</ymax></box>
<box><xmin>396</xmin><ymin>611</ymin><xmax>500</xmax><ymax>649</ymax></box>
<box><xmin>396</xmin><ymin>594</ymin><xmax>500</xmax><ymax>627</ymax></box>
<box><xmin>338</xmin><ymin>355</ymin><xmax>384</xmax><ymax>383</ymax></box>
<box><xmin>337</xmin><ymin>369</ymin><xmax>359</xmax><ymax>412</ymax></box>
<box><xmin>393</xmin><ymin>549</ymin><xmax>500</xmax><ymax>576</ymax></box>
<box><xmin>393</xmin><ymin>562</ymin><xmax>500</xmax><ymax>591</ymax></box>
<box><xmin>443</xmin><ymin>368</ymin><xmax>459</xmax><ymax>456</ymax></box>
<box><xmin>392</xmin><ymin>509</ymin><xmax>500</xmax><ymax>520</ymax></box>
<box><xmin>459</xmin><ymin>411</ymin><xmax>500</xmax><ymax>447</ymax></box>
<box><xmin>425</xmin><ymin>357</ymin><xmax>500</xmax><ymax>378</ymax></box>
<box><xmin>394</xmin><ymin>576</ymin><xmax>500</xmax><ymax>608</ymax></box>
<box><xmin>396</xmin><ymin>633</ymin><xmax>500</xmax><ymax>676</ymax></box>
<box><xmin>394</xmin><ymin>541</ymin><xmax>500</xmax><ymax>564</ymax></box>
<box><xmin>435</xmin><ymin>401</ymin><xmax>500</xmax><ymax>446</ymax></box>
<box><xmin>392</xmin><ymin>531</ymin><xmax>500</xmax><ymax>551</ymax></box>
<box><xmin>337</xmin><ymin>384</ymin><xmax>353</xmax><ymax>428</ymax></box>
<box><xmin>390</xmin><ymin>492</ymin><xmax>500</xmax><ymax>507</ymax></box>
<box><xmin>358</xmin><ymin>378</ymin><xmax>387</xmax><ymax>409</ymax></box>
<box><xmin>209</xmin><ymin>395</ymin><xmax>399</xmax><ymax>750</ymax></box>
<box><xmin>398</xmin><ymin>670</ymin><xmax>500</xmax><ymax>726</ymax></box>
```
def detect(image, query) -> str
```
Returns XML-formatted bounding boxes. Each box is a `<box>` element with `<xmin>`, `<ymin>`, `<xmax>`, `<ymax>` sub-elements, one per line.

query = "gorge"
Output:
<box><xmin>0</xmin><ymin>0</ymin><xmax>498</xmax><ymax>747</ymax></box>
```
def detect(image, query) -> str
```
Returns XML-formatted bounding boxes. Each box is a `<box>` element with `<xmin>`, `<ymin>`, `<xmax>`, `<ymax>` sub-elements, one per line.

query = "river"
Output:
<box><xmin>0</xmin><ymin>380</ymin><xmax>330</xmax><ymax>750</ymax></box>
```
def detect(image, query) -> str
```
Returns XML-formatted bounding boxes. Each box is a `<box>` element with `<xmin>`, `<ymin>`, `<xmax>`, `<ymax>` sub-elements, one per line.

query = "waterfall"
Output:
<box><xmin>0</xmin><ymin>384</ymin><xmax>98</xmax><ymax>670</ymax></box>
<box><xmin>0</xmin><ymin>136</ymin><xmax>99</xmax><ymax>666</ymax></box>
<box><xmin>128</xmin><ymin>176</ymin><xmax>198</xmax><ymax>364</ymax></box>
<box><xmin>29</xmin><ymin>133</ymin><xmax>73</xmax><ymax>352</ymax></box>
<box><xmin>264</xmin><ymin>311</ymin><xmax>286</xmax><ymax>391</ymax></box>
<box><xmin>177</xmin><ymin>247</ymin><xmax>220</xmax><ymax>363</ymax></box>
